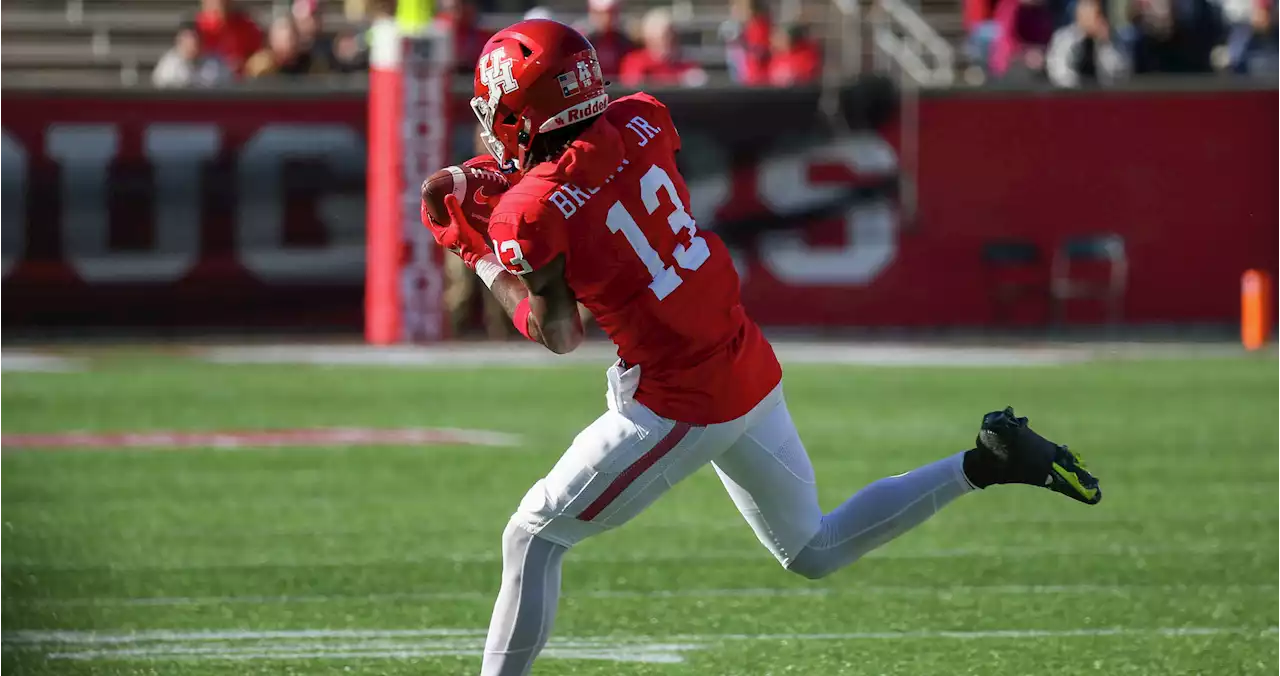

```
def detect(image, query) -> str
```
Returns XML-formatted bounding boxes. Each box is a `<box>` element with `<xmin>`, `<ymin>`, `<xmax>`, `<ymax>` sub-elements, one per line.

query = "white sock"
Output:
<box><xmin>787</xmin><ymin>452</ymin><xmax>973</xmax><ymax>579</ymax></box>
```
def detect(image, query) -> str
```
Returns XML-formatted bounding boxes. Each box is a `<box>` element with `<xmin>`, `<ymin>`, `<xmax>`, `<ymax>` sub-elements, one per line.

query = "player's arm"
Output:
<box><xmin>479</xmin><ymin>256</ymin><xmax>583</xmax><ymax>354</ymax></box>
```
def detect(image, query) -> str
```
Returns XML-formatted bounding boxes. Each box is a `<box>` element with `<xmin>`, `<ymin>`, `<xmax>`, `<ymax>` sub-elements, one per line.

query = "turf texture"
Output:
<box><xmin>2</xmin><ymin>351</ymin><xmax>1277</xmax><ymax>675</ymax></box>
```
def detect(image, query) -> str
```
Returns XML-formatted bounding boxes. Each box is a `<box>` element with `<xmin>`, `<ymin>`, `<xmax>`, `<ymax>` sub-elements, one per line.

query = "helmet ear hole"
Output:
<box><xmin>503</xmin><ymin>113</ymin><xmax>517</xmax><ymax>125</ymax></box>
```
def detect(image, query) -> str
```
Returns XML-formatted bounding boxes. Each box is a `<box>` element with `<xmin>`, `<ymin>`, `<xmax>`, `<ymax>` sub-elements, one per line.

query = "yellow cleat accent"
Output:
<box><xmin>1053</xmin><ymin>461</ymin><xmax>1099</xmax><ymax>502</ymax></box>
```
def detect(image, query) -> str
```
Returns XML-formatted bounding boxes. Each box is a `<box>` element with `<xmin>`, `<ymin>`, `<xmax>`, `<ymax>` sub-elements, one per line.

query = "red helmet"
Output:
<box><xmin>471</xmin><ymin>19</ymin><xmax>609</xmax><ymax>172</ymax></box>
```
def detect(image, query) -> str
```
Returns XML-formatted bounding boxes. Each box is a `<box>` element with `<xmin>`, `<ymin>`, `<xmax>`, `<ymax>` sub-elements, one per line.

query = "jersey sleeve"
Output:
<box><xmin>487</xmin><ymin>200</ymin><xmax>567</xmax><ymax>276</ymax></box>
<box><xmin>654</xmin><ymin>97</ymin><xmax>680</xmax><ymax>153</ymax></box>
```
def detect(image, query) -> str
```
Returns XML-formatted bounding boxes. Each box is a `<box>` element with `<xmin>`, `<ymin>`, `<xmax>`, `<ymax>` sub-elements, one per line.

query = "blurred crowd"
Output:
<box><xmin>965</xmin><ymin>0</ymin><xmax>1278</xmax><ymax>86</ymax></box>
<box><xmin>153</xmin><ymin>0</ymin><xmax>823</xmax><ymax>88</ymax></box>
<box><xmin>154</xmin><ymin>0</ymin><xmax>381</xmax><ymax>87</ymax></box>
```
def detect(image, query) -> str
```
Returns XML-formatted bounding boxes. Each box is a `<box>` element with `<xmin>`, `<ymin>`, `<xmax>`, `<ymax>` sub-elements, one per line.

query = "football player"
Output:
<box><xmin>421</xmin><ymin>19</ymin><xmax>1102</xmax><ymax>676</ymax></box>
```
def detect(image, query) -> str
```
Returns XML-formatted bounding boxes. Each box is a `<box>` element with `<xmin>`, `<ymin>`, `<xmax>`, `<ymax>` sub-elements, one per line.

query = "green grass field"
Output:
<box><xmin>3</xmin><ymin>349</ymin><xmax>1277</xmax><ymax>675</ymax></box>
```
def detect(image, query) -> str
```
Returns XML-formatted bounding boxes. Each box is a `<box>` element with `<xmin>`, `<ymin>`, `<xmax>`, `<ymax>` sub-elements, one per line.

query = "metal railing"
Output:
<box><xmin>818</xmin><ymin>0</ymin><xmax>861</xmax><ymax>126</ymax></box>
<box><xmin>869</xmin><ymin>0</ymin><xmax>954</xmax><ymax>86</ymax></box>
<box><xmin>863</xmin><ymin>0</ymin><xmax>955</xmax><ymax>227</ymax></box>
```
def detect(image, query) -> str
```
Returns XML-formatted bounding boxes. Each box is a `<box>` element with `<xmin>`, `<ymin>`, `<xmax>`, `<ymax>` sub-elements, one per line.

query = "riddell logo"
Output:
<box><xmin>568</xmin><ymin>97</ymin><xmax>608</xmax><ymax>122</ymax></box>
<box><xmin>540</xmin><ymin>94</ymin><xmax>610</xmax><ymax>132</ymax></box>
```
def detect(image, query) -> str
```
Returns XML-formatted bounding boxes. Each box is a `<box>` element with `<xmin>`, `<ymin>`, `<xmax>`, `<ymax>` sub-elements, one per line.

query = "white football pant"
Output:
<box><xmin>511</xmin><ymin>360</ymin><xmax>820</xmax><ymax>563</ymax></box>
<box><xmin>481</xmin><ymin>361</ymin><xmax>974</xmax><ymax>675</ymax></box>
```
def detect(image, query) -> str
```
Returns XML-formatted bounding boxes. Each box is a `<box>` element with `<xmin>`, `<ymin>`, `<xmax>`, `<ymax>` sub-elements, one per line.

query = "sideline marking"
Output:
<box><xmin>1</xmin><ymin>427</ymin><xmax>520</xmax><ymax>452</ymax></box>
<box><xmin>1</xmin><ymin>353</ymin><xmax>82</xmax><ymax>372</ymax></box>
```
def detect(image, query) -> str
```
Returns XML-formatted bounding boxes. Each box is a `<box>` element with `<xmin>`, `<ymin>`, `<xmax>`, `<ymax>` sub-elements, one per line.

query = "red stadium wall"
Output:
<box><xmin>2</xmin><ymin>87</ymin><xmax>1274</xmax><ymax>330</ymax></box>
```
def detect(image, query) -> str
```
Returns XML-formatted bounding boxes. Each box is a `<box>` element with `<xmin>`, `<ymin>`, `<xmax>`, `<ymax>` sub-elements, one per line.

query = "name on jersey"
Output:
<box><xmin>549</xmin><ymin>183</ymin><xmax>602</xmax><ymax>219</ymax></box>
<box><xmin>546</xmin><ymin>115</ymin><xmax>664</xmax><ymax>219</ymax></box>
<box><xmin>624</xmin><ymin>115</ymin><xmax>662</xmax><ymax>147</ymax></box>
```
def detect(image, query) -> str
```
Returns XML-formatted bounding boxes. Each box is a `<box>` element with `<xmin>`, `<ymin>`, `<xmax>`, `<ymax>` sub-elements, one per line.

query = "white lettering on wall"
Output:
<box><xmin>236</xmin><ymin>124</ymin><xmax>364</xmax><ymax>282</ymax></box>
<box><xmin>757</xmin><ymin>133</ymin><xmax>898</xmax><ymax>286</ymax></box>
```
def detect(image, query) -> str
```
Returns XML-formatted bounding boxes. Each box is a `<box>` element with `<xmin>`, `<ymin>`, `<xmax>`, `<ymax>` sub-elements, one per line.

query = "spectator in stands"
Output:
<box><xmin>346</xmin><ymin>0</ymin><xmax>368</xmax><ymax>21</ymax></box>
<box><xmin>1046</xmin><ymin>0</ymin><xmax>1131</xmax><ymax>85</ymax></box>
<box><xmin>722</xmin><ymin>0</ymin><xmax>773</xmax><ymax>83</ymax></box>
<box><xmin>1123</xmin><ymin>0</ymin><xmax>1222</xmax><ymax>72</ymax></box>
<box><xmin>619</xmin><ymin>8</ymin><xmax>709</xmax><ymax>86</ymax></box>
<box><xmin>524</xmin><ymin>6</ymin><xmax>555</xmax><ymax>19</ymax></box>
<box><xmin>965</xmin><ymin>0</ymin><xmax>1001</xmax><ymax>68</ymax></box>
<box><xmin>335</xmin><ymin>0</ymin><xmax>393</xmax><ymax>72</ymax></box>
<box><xmin>582</xmin><ymin>0</ymin><xmax>635</xmax><ymax>79</ymax></box>
<box><xmin>331</xmin><ymin>30</ymin><xmax>369</xmax><ymax>71</ymax></box>
<box><xmin>153</xmin><ymin>22</ymin><xmax>234</xmax><ymax>87</ymax></box>
<box><xmin>766</xmin><ymin>23</ymin><xmax>822</xmax><ymax>85</ymax></box>
<box><xmin>245</xmin><ymin>16</ymin><xmax>314</xmax><ymax>77</ymax></box>
<box><xmin>293</xmin><ymin>0</ymin><xmax>338</xmax><ymax>72</ymax></box>
<box><xmin>988</xmin><ymin>0</ymin><xmax>1056</xmax><ymax>79</ymax></box>
<box><xmin>1221</xmin><ymin>0</ymin><xmax>1278</xmax><ymax>72</ymax></box>
<box><xmin>195</xmin><ymin>0</ymin><xmax>264</xmax><ymax>74</ymax></box>
<box><xmin>437</xmin><ymin>0</ymin><xmax>492</xmax><ymax>72</ymax></box>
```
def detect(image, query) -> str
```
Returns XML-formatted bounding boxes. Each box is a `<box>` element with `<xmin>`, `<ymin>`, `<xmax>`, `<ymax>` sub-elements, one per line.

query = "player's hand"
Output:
<box><xmin>423</xmin><ymin>194</ymin><xmax>493</xmax><ymax>269</ymax></box>
<box><xmin>420</xmin><ymin>197</ymin><xmax>459</xmax><ymax>253</ymax></box>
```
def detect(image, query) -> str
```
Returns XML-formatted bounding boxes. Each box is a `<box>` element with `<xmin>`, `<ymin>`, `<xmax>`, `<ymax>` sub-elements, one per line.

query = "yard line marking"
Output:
<box><xmin>1</xmin><ymin>427</ymin><xmax>520</xmax><ymax>452</ymax></box>
<box><xmin>0</xmin><ymin>353</ymin><xmax>83</xmax><ymax>372</ymax></box>
<box><xmin>13</xmin><ymin>583</ymin><xmax>1278</xmax><ymax>609</ymax></box>
<box><xmin>3</xmin><ymin>628</ymin><xmax>488</xmax><ymax>645</ymax></box>
<box><xmin>7</xmin><ymin>626</ymin><xmax>1276</xmax><ymax>665</ymax></box>
<box><xmin>47</xmin><ymin>647</ymin><xmax>693</xmax><ymax>664</ymax></box>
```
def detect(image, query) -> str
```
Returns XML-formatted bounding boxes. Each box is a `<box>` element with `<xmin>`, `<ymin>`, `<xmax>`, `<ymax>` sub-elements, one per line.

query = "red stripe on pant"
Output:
<box><xmin>576</xmin><ymin>422</ymin><xmax>693</xmax><ymax>522</ymax></box>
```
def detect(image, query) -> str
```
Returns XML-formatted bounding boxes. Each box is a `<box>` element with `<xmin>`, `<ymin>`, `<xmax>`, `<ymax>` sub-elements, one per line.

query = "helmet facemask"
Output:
<box><xmin>470</xmin><ymin>95</ymin><xmax>520</xmax><ymax>174</ymax></box>
<box><xmin>472</xmin><ymin>44</ymin><xmax>526</xmax><ymax>173</ymax></box>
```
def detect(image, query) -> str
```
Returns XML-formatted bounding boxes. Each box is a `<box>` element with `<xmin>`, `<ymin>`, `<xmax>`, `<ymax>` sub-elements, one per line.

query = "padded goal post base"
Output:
<box><xmin>366</xmin><ymin>19</ymin><xmax>452</xmax><ymax>344</ymax></box>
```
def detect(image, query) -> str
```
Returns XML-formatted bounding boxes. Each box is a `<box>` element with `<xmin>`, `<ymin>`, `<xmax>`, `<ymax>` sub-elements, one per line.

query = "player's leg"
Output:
<box><xmin>714</xmin><ymin>394</ymin><xmax>1101</xmax><ymax>579</ymax></box>
<box><xmin>480</xmin><ymin>520</ymin><xmax>567</xmax><ymax>676</ymax></box>
<box><xmin>711</xmin><ymin>385</ymin><xmax>974</xmax><ymax>578</ymax></box>
<box><xmin>481</xmin><ymin>363</ymin><xmax>745</xmax><ymax>676</ymax></box>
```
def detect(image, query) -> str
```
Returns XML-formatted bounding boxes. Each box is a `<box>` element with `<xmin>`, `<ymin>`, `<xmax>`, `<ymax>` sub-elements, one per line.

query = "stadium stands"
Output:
<box><xmin>3</xmin><ymin>0</ymin><xmax>862</xmax><ymax>86</ymax></box>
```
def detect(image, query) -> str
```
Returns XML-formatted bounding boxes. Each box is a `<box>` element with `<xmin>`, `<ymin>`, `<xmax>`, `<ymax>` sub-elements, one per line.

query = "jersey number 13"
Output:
<box><xmin>606</xmin><ymin>164</ymin><xmax>711</xmax><ymax>301</ymax></box>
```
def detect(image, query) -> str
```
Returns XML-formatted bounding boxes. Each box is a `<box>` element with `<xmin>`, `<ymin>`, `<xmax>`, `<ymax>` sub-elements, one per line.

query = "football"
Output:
<box><xmin>420</xmin><ymin>157</ymin><xmax>510</xmax><ymax>231</ymax></box>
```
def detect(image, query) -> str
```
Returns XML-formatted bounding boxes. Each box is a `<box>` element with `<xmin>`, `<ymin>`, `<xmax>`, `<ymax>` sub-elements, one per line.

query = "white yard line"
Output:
<box><xmin>13</xmin><ymin>583</ymin><xmax>1276</xmax><ymax>609</ymax></box>
<box><xmin>2</xmin><ymin>427</ymin><xmax>521</xmax><ymax>452</ymax></box>
<box><xmin>7</xmin><ymin>626</ymin><xmax>1275</xmax><ymax>665</ymax></box>
<box><xmin>4</xmin><ymin>628</ymin><xmax>485</xmax><ymax>644</ymax></box>
<box><xmin>0</xmin><ymin>352</ymin><xmax>83</xmax><ymax>372</ymax></box>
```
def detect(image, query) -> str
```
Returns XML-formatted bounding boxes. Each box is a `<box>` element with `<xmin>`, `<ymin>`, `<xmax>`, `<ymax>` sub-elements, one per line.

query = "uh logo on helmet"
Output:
<box><xmin>469</xmin><ymin>19</ymin><xmax>609</xmax><ymax>173</ymax></box>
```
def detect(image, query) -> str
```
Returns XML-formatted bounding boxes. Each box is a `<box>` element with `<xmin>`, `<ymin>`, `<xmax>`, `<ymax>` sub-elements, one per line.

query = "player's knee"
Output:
<box><xmin>499</xmin><ymin>521</ymin><xmax>536</xmax><ymax>573</ymax></box>
<box><xmin>784</xmin><ymin>554</ymin><xmax>835</xmax><ymax>580</ymax></box>
<box><xmin>500</xmin><ymin>519</ymin><xmax>569</xmax><ymax>565</ymax></box>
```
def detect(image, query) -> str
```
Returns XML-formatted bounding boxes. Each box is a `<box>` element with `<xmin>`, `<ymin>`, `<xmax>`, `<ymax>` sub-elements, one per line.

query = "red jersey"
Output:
<box><xmin>768</xmin><ymin>41</ymin><xmax>822</xmax><ymax>85</ymax></box>
<box><xmin>487</xmin><ymin>94</ymin><xmax>781</xmax><ymax>425</ymax></box>
<box><xmin>196</xmin><ymin>10</ymin><xmax>263</xmax><ymax>73</ymax></box>
<box><xmin>617</xmin><ymin>50</ymin><xmax>704</xmax><ymax>87</ymax></box>
<box><xmin>737</xmin><ymin>15</ymin><xmax>773</xmax><ymax>84</ymax></box>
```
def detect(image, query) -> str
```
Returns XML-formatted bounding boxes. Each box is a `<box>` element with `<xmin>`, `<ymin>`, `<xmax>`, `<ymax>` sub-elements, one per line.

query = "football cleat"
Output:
<box><xmin>975</xmin><ymin>407</ymin><xmax>1101</xmax><ymax>505</ymax></box>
